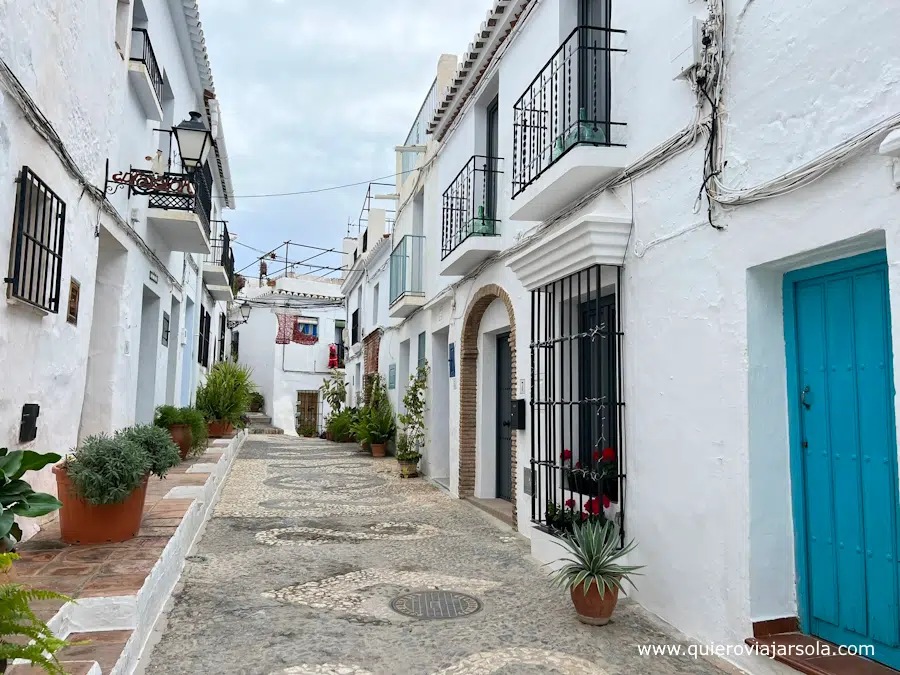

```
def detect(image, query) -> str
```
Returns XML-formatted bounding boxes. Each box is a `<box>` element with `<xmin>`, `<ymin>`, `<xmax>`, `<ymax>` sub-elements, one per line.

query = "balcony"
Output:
<box><xmin>510</xmin><ymin>26</ymin><xmax>627</xmax><ymax>223</ymax></box>
<box><xmin>204</xmin><ymin>221</ymin><xmax>235</xmax><ymax>302</ymax></box>
<box><xmin>440</xmin><ymin>155</ymin><xmax>503</xmax><ymax>276</ymax></box>
<box><xmin>389</xmin><ymin>234</ymin><xmax>425</xmax><ymax>318</ymax></box>
<box><xmin>128</xmin><ymin>28</ymin><xmax>164</xmax><ymax>122</ymax></box>
<box><xmin>142</xmin><ymin>168</ymin><xmax>212</xmax><ymax>254</ymax></box>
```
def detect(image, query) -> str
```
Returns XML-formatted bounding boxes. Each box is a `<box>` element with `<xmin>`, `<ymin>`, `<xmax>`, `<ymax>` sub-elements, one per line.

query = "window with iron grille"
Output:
<box><xmin>161</xmin><ymin>311</ymin><xmax>170</xmax><ymax>347</ymax></box>
<box><xmin>351</xmin><ymin>309</ymin><xmax>360</xmax><ymax>345</ymax></box>
<box><xmin>417</xmin><ymin>332</ymin><xmax>426</xmax><ymax>368</ymax></box>
<box><xmin>231</xmin><ymin>330</ymin><xmax>240</xmax><ymax>361</ymax></box>
<box><xmin>218</xmin><ymin>313</ymin><xmax>226</xmax><ymax>362</ymax></box>
<box><xmin>530</xmin><ymin>264</ymin><xmax>625</xmax><ymax>542</ymax></box>
<box><xmin>198</xmin><ymin>308</ymin><xmax>211</xmax><ymax>367</ymax></box>
<box><xmin>5</xmin><ymin>167</ymin><xmax>66</xmax><ymax>313</ymax></box>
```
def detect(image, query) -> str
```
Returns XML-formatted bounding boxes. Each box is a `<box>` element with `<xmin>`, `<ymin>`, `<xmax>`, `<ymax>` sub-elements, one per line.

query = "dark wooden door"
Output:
<box><xmin>496</xmin><ymin>333</ymin><xmax>513</xmax><ymax>501</ymax></box>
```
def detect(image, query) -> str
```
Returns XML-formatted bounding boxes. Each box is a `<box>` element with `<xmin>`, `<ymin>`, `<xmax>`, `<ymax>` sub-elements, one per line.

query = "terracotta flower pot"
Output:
<box><xmin>398</xmin><ymin>459</ymin><xmax>418</xmax><ymax>478</ymax></box>
<box><xmin>169</xmin><ymin>424</ymin><xmax>193</xmax><ymax>461</ymax></box>
<box><xmin>54</xmin><ymin>466</ymin><xmax>148</xmax><ymax>545</ymax></box>
<box><xmin>207</xmin><ymin>420</ymin><xmax>234</xmax><ymax>439</ymax></box>
<box><xmin>325</xmin><ymin>431</ymin><xmax>334</xmax><ymax>441</ymax></box>
<box><xmin>569</xmin><ymin>581</ymin><xmax>619</xmax><ymax>626</ymax></box>
<box><xmin>371</xmin><ymin>443</ymin><xmax>386</xmax><ymax>457</ymax></box>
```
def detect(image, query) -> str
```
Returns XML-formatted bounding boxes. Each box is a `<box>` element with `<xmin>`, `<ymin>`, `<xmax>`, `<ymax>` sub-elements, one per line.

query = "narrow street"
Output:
<box><xmin>142</xmin><ymin>436</ymin><xmax>731</xmax><ymax>675</ymax></box>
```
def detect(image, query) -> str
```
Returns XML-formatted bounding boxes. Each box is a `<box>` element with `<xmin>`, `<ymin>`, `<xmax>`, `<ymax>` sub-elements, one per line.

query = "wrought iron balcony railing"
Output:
<box><xmin>138</xmin><ymin>167</ymin><xmax>212</xmax><ymax>241</ymax></box>
<box><xmin>400</xmin><ymin>78</ymin><xmax>438</xmax><ymax>180</ymax></box>
<box><xmin>512</xmin><ymin>26</ymin><xmax>627</xmax><ymax>198</ymax></box>
<box><xmin>130</xmin><ymin>28</ymin><xmax>164</xmax><ymax>108</ymax></box>
<box><xmin>389</xmin><ymin>234</ymin><xmax>425</xmax><ymax>305</ymax></box>
<box><xmin>210</xmin><ymin>221</ymin><xmax>235</xmax><ymax>289</ymax></box>
<box><xmin>442</xmin><ymin>155</ymin><xmax>502</xmax><ymax>260</ymax></box>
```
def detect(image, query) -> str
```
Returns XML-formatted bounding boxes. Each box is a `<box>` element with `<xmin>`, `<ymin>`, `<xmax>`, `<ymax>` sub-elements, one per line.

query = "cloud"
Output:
<box><xmin>201</xmin><ymin>0</ymin><xmax>490</xmax><ymax>276</ymax></box>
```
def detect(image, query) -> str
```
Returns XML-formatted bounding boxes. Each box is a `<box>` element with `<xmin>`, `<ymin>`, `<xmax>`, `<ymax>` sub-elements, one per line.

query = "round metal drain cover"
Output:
<box><xmin>390</xmin><ymin>591</ymin><xmax>482</xmax><ymax>619</ymax></box>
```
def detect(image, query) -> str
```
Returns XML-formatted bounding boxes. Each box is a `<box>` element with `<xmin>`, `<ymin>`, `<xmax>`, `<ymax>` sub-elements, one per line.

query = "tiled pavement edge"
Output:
<box><xmin>10</xmin><ymin>431</ymin><xmax>247</xmax><ymax>674</ymax></box>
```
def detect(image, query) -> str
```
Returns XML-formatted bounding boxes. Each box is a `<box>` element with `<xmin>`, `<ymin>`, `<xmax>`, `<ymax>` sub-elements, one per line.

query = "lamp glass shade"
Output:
<box><xmin>174</xmin><ymin>111</ymin><xmax>212</xmax><ymax>170</ymax></box>
<box><xmin>239</xmin><ymin>304</ymin><xmax>251</xmax><ymax>320</ymax></box>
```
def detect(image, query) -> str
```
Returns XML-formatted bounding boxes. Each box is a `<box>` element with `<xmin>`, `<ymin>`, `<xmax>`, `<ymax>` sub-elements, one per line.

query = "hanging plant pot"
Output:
<box><xmin>398</xmin><ymin>459</ymin><xmax>418</xmax><ymax>478</ymax></box>
<box><xmin>370</xmin><ymin>443</ymin><xmax>386</xmax><ymax>458</ymax></box>
<box><xmin>569</xmin><ymin>581</ymin><xmax>619</xmax><ymax>626</ymax></box>
<box><xmin>207</xmin><ymin>420</ymin><xmax>234</xmax><ymax>439</ymax></box>
<box><xmin>54</xmin><ymin>466</ymin><xmax>148</xmax><ymax>545</ymax></box>
<box><xmin>169</xmin><ymin>424</ymin><xmax>193</xmax><ymax>461</ymax></box>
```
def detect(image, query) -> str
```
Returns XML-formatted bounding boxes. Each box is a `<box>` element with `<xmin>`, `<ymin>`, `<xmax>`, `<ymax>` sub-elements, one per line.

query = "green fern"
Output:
<box><xmin>195</xmin><ymin>362</ymin><xmax>256</xmax><ymax>427</ymax></box>
<box><xmin>0</xmin><ymin>576</ymin><xmax>75</xmax><ymax>675</ymax></box>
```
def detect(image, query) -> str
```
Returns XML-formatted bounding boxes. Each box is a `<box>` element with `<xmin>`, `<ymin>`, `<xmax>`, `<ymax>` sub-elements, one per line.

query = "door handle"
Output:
<box><xmin>801</xmin><ymin>385</ymin><xmax>811</xmax><ymax>410</ymax></box>
<box><xmin>502</xmin><ymin>421</ymin><xmax>511</xmax><ymax>427</ymax></box>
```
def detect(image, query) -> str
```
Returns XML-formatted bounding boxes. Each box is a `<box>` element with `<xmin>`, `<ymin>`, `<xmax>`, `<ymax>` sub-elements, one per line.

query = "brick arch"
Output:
<box><xmin>458</xmin><ymin>284</ymin><xmax>518</xmax><ymax>527</ymax></box>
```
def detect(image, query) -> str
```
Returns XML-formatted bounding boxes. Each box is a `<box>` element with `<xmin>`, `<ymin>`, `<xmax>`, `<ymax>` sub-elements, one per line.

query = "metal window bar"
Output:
<box><xmin>210</xmin><ymin>221</ymin><xmax>235</xmax><ymax>289</ymax></box>
<box><xmin>138</xmin><ymin>166</ymin><xmax>212</xmax><ymax>241</ymax></box>
<box><xmin>129</xmin><ymin>28</ymin><xmax>164</xmax><ymax>108</ymax></box>
<box><xmin>512</xmin><ymin>26</ymin><xmax>627</xmax><ymax>198</ymax></box>
<box><xmin>5</xmin><ymin>167</ymin><xmax>66</xmax><ymax>313</ymax></box>
<box><xmin>218</xmin><ymin>314</ymin><xmax>226</xmax><ymax>362</ymax></box>
<box><xmin>389</xmin><ymin>235</ymin><xmax>425</xmax><ymax>305</ymax></box>
<box><xmin>351</xmin><ymin>309</ymin><xmax>360</xmax><ymax>345</ymax></box>
<box><xmin>529</xmin><ymin>264</ymin><xmax>625</xmax><ymax>544</ymax></box>
<box><xmin>441</xmin><ymin>155</ymin><xmax>503</xmax><ymax>260</ymax></box>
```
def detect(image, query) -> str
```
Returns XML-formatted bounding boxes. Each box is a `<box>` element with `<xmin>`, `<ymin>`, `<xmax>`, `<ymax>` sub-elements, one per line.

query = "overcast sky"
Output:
<box><xmin>201</xmin><ymin>0</ymin><xmax>490</xmax><ymax>279</ymax></box>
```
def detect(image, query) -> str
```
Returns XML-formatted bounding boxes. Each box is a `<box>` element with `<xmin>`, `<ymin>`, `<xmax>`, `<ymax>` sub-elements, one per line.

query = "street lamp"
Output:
<box><xmin>227</xmin><ymin>303</ymin><xmax>251</xmax><ymax>329</ymax></box>
<box><xmin>173</xmin><ymin>111</ymin><xmax>213</xmax><ymax>172</ymax></box>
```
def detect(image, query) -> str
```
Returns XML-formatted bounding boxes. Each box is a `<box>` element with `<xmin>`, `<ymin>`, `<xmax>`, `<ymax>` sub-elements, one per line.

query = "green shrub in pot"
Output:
<box><xmin>367</xmin><ymin>402</ymin><xmax>396</xmax><ymax>445</ymax></box>
<box><xmin>196</xmin><ymin>361</ymin><xmax>257</xmax><ymax>429</ymax></box>
<box><xmin>65</xmin><ymin>434</ymin><xmax>150</xmax><ymax>505</ymax></box>
<box><xmin>0</xmin><ymin>449</ymin><xmax>62</xmax><ymax>551</ymax></box>
<box><xmin>116</xmin><ymin>425</ymin><xmax>180</xmax><ymax>479</ymax></box>
<box><xmin>155</xmin><ymin>406</ymin><xmax>209</xmax><ymax>457</ymax></box>
<box><xmin>248</xmin><ymin>391</ymin><xmax>265</xmax><ymax>413</ymax></box>
<box><xmin>326</xmin><ymin>409</ymin><xmax>353</xmax><ymax>442</ymax></box>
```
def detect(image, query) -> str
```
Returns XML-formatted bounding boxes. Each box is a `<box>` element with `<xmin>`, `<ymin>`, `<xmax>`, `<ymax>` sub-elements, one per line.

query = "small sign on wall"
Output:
<box><xmin>388</xmin><ymin>364</ymin><xmax>396</xmax><ymax>390</ymax></box>
<box><xmin>449</xmin><ymin>342</ymin><xmax>456</xmax><ymax>378</ymax></box>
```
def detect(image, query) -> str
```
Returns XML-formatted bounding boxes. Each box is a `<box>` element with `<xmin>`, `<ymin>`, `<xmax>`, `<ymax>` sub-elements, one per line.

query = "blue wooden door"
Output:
<box><xmin>786</xmin><ymin>251</ymin><xmax>900</xmax><ymax>669</ymax></box>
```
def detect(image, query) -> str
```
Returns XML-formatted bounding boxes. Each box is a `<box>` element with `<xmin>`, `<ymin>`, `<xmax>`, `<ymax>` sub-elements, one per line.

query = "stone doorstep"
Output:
<box><xmin>11</xmin><ymin>431</ymin><xmax>246</xmax><ymax>674</ymax></box>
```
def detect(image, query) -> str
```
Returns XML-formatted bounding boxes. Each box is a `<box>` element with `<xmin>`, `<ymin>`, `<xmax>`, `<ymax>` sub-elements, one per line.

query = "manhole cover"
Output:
<box><xmin>389</xmin><ymin>591</ymin><xmax>483</xmax><ymax>619</ymax></box>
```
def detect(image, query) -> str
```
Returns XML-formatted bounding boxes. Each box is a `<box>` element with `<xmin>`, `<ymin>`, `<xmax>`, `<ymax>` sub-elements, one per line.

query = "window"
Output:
<box><xmin>218</xmin><ymin>313</ymin><xmax>226</xmax><ymax>361</ymax></box>
<box><xmin>161</xmin><ymin>311</ymin><xmax>170</xmax><ymax>346</ymax></box>
<box><xmin>372</xmin><ymin>284</ymin><xmax>380</xmax><ymax>325</ymax></box>
<box><xmin>388</xmin><ymin>364</ymin><xmax>397</xmax><ymax>390</ymax></box>
<box><xmin>6</xmin><ymin>167</ymin><xmax>66</xmax><ymax>313</ymax></box>
<box><xmin>351</xmin><ymin>309</ymin><xmax>360</xmax><ymax>345</ymax></box>
<box><xmin>485</xmin><ymin>97</ymin><xmax>500</xmax><ymax>221</ymax></box>
<box><xmin>298</xmin><ymin>321</ymin><xmax>318</xmax><ymax>337</ymax></box>
<box><xmin>231</xmin><ymin>330</ymin><xmax>240</xmax><ymax>361</ymax></box>
<box><xmin>335</xmin><ymin>320</ymin><xmax>346</xmax><ymax>346</ymax></box>
<box><xmin>67</xmin><ymin>278</ymin><xmax>80</xmax><ymax>325</ymax></box>
<box><xmin>362</xmin><ymin>230</ymin><xmax>368</xmax><ymax>253</ymax></box>
<box><xmin>198</xmin><ymin>307</ymin><xmax>211</xmax><ymax>367</ymax></box>
<box><xmin>417</xmin><ymin>332</ymin><xmax>426</xmax><ymax>368</ymax></box>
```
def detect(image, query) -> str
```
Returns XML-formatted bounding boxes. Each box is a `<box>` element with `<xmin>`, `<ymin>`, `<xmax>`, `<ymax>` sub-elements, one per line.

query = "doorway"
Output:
<box><xmin>165</xmin><ymin>298</ymin><xmax>181</xmax><ymax>404</ymax></box>
<box><xmin>181</xmin><ymin>297</ymin><xmax>195</xmax><ymax>406</ymax></box>
<box><xmin>136</xmin><ymin>285</ymin><xmax>161</xmax><ymax>424</ymax></box>
<box><xmin>430</xmin><ymin>328</ymin><xmax>451</xmax><ymax>487</ymax></box>
<box><xmin>496</xmin><ymin>333</ymin><xmax>513</xmax><ymax>501</ymax></box>
<box><xmin>785</xmin><ymin>250</ymin><xmax>900</xmax><ymax>669</ymax></box>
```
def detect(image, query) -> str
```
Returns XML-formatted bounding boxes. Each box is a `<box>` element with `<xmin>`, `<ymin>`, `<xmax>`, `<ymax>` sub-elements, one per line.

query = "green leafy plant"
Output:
<box><xmin>195</xmin><ymin>361</ymin><xmax>257</xmax><ymax>428</ymax></box>
<box><xmin>0</xmin><ymin>553</ymin><xmax>75</xmax><ymax>674</ymax></box>
<box><xmin>326</xmin><ymin>409</ymin><xmax>353</xmax><ymax>442</ymax></box>
<box><xmin>550</xmin><ymin>520</ymin><xmax>642</xmax><ymax>598</ymax></box>
<box><xmin>321</xmin><ymin>369</ymin><xmax>347</xmax><ymax>417</ymax></box>
<box><xmin>65</xmin><ymin>434</ymin><xmax>150</xmax><ymax>506</ymax></box>
<box><xmin>394</xmin><ymin>432</ymin><xmax>420</xmax><ymax>462</ymax></box>
<box><xmin>0</xmin><ymin>450</ymin><xmax>62</xmax><ymax>551</ymax></box>
<box><xmin>153</xmin><ymin>406</ymin><xmax>208</xmax><ymax>457</ymax></box>
<box><xmin>399</xmin><ymin>362</ymin><xmax>429</xmax><ymax>451</ymax></box>
<box><xmin>248</xmin><ymin>392</ymin><xmax>265</xmax><ymax>412</ymax></box>
<box><xmin>116</xmin><ymin>425</ymin><xmax>180</xmax><ymax>479</ymax></box>
<box><xmin>349</xmin><ymin>407</ymin><xmax>371</xmax><ymax>446</ymax></box>
<box><xmin>297</xmin><ymin>423</ymin><xmax>318</xmax><ymax>437</ymax></box>
<box><xmin>366</xmin><ymin>401</ymin><xmax>396</xmax><ymax>445</ymax></box>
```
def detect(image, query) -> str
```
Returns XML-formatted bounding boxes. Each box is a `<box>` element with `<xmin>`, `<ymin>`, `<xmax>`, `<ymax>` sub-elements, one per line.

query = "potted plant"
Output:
<box><xmin>1</xmin><ymin>553</ymin><xmax>73</xmax><ymax>674</ymax></box>
<box><xmin>298</xmin><ymin>423</ymin><xmax>317</xmax><ymax>438</ymax></box>
<box><xmin>366</xmin><ymin>403</ymin><xmax>396</xmax><ymax>458</ymax></box>
<box><xmin>248</xmin><ymin>392</ymin><xmax>265</xmax><ymax>413</ymax></box>
<box><xmin>196</xmin><ymin>361</ymin><xmax>257</xmax><ymax>438</ymax></box>
<box><xmin>350</xmin><ymin>407</ymin><xmax>371</xmax><ymax>451</ymax></box>
<box><xmin>551</xmin><ymin>520</ymin><xmax>642</xmax><ymax>626</ymax></box>
<box><xmin>397</xmin><ymin>363</ymin><xmax>428</xmax><ymax>477</ymax></box>
<box><xmin>153</xmin><ymin>405</ymin><xmax>198</xmax><ymax>460</ymax></box>
<box><xmin>0</xmin><ymin>449</ymin><xmax>63</xmax><ymax>552</ymax></box>
<box><xmin>325</xmin><ymin>409</ymin><xmax>353</xmax><ymax>442</ymax></box>
<box><xmin>321</xmin><ymin>369</ymin><xmax>347</xmax><ymax>440</ymax></box>
<box><xmin>55</xmin><ymin>427</ymin><xmax>179</xmax><ymax>545</ymax></box>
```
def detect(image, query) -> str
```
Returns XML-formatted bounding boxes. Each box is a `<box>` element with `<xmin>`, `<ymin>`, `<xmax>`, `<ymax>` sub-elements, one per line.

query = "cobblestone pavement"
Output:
<box><xmin>144</xmin><ymin>436</ymin><xmax>734</xmax><ymax>675</ymax></box>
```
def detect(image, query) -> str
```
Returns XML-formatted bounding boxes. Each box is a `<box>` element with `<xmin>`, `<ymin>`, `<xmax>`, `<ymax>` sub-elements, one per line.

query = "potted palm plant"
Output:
<box><xmin>0</xmin><ymin>553</ymin><xmax>73</xmax><ymax>674</ymax></box>
<box><xmin>55</xmin><ymin>427</ymin><xmax>180</xmax><ymax>545</ymax></box>
<box><xmin>551</xmin><ymin>519</ymin><xmax>642</xmax><ymax>626</ymax></box>
<box><xmin>196</xmin><ymin>361</ymin><xmax>257</xmax><ymax>438</ymax></box>
<box><xmin>366</xmin><ymin>403</ymin><xmax>396</xmax><ymax>458</ymax></box>
<box><xmin>0</xmin><ymin>449</ymin><xmax>62</xmax><ymax>553</ymax></box>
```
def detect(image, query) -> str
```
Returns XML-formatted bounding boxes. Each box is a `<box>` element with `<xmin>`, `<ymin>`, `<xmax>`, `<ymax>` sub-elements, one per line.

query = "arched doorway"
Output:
<box><xmin>458</xmin><ymin>284</ymin><xmax>518</xmax><ymax>527</ymax></box>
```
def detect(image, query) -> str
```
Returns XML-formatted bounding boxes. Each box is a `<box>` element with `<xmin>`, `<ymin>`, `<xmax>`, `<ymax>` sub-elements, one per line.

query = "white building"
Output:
<box><xmin>237</xmin><ymin>274</ymin><xmax>345</xmax><ymax>435</ymax></box>
<box><xmin>0</xmin><ymin>0</ymin><xmax>236</xmax><ymax>534</ymax></box>
<box><xmin>341</xmin><ymin>0</ymin><xmax>900</xmax><ymax>672</ymax></box>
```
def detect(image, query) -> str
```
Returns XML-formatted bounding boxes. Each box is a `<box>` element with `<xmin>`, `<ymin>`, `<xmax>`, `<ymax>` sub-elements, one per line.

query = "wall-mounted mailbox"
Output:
<box><xmin>510</xmin><ymin>399</ymin><xmax>526</xmax><ymax>430</ymax></box>
<box><xmin>19</xmin><ymin>403</ymin><xmax>40</xmax><ymax>443</ymax></box>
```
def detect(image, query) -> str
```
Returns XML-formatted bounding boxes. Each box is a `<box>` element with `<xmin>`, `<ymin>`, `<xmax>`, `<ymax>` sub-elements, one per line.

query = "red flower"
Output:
<box><xmin>581</xmin><ymin>512</ymin><xmax>588</xmax><ymax>521</ymax></box>
<box><xmin>575</xmin><ymin>461</ymin><xmax>582</xmax><ymax>469</ymax></box>
<box><xmin>565</xmin><ymin>499</ymin><xmax>576</xmax><ymax>510</ymax></box>
<box><xmin>584</xmin><ymin>497</ymin><xmax>602</xmax><ymax>515</ymax></box>
<box><xmin>592</xmin><ymin>449</ymin><xmax>600</xmax><ymax>462</ymax></box>
<box><xmin>561</xmin><ymin>448</ymin><xmax>572</xmax><ymax>461</ymax></box>
<box><xmin>603</xmin><ymin>494</ymin><xmax>611</xmax><ymax>509</ymax></box>
<box><xmin>602</xmin><ymin>447</ymin><xmax>615</xmax><ymax>462</ymax></box>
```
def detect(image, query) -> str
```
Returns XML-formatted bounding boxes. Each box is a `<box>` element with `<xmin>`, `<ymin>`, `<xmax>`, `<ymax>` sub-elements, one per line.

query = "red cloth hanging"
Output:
<box><xmin>276</xmin><ymin>314</ymin><xmax>294</xmax><ymax>344</ymax></box>
<box><xmin>328</xmin><ymin>343</ymin><xmax>338</xmax><ymax>368</ymax></box>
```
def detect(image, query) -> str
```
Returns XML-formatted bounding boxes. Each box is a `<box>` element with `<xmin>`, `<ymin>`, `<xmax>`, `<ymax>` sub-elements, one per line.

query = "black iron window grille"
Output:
<box><xmin>5</xmin><ymin>167</ymin><xmax>66</xmax><ymax>313</ymax></box>
<box><xmin>161</xmin><ymin>311</ymin><xmax>170</xmax><ymax>347</ymax></box>
<box><xmin>137</xmin><ymin>162</ymin><xmax>213</xmax><ymax>240</ymax></box>
<box><xmin>210</xmin><ymin>221</ymin><xmax>235</xmax><ymax>289</ymax></box>
<box><xmin>530</xmin><ymin>264</ymin><xmax>625</xmax><ymax>542</ymax></box>
<box><xmin>351</xmin><ymin>309</ymin><xmax>360</xmax><ymax>345</ymax></box>
<box><xmin>218</xmin><ymin>314</ymin><xmax>226</xmax><ymax>362</ymax></box>
<box><xmin>198</xmin><ymin>307</ymin><xmax>211</xmax><ymax>367</ymax></box>
<box><xmin>512</xmin><ymin>25</ymin><xmax>627</xmax><ymax>198</ymax></box>
<box><xmin>441</xmin><ymin>155</ymin><xmax>503</xmax><ymax>260</ymax></box>
<box><xmin>130</xmin><ymin>28</ymin><xmax>164</xmax><ymax>108</ymax></box>
<box><xmin>231</xmin><ymin>330</ymin><xmax>240</xmax><ymax>362</ymax></box>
